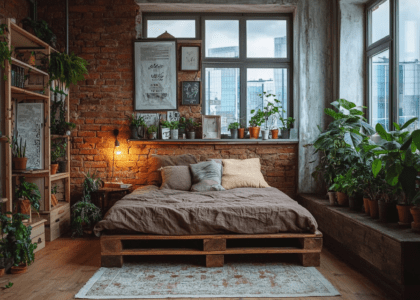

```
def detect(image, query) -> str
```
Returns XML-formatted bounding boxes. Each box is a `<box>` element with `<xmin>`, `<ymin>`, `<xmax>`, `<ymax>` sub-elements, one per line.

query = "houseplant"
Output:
<box><xmin>147</xmin><ymin>125</ymin><xmax>157</xmax><ymax>140</ymax></box>
<box><xmin>22</xmin><ymin>18</ymin><xmax>57</xmax><ymax>47</ymax></box>
<box><xmin>279</xmin><ymin>116</ymin><xmax>295</xmax><ymax>139</ymax></box>
<box><xmin>15</xmin><ymin>178</ymin><xmax>41</xmax><ymax>216</ymax></box>
<box><xmin>51</xmin><ymin>140</ymin><xmax>67</xmax><ymax>174</ymax></box>
<box><xmin>249</xmin><ymin>111</ymin><xmax>264</xmax><ymax>139</ymax></box>
<box><xmin>178</xmin><ymin>117</ymin><xmax>187</xmax><ymax>137</ymax></box>
<box><xmin>410</xmin><ymin>192</ymin><xmax>420</xmax><ymax>231</ymax></box>
<box><xmin>71</xmin><ymin>201</ymin><xmax>102</xmax><ymax>237</ymax></box>
<box><xmin>169</xmin><ymin>120</ymin><xmax>180</xmax><ymax>140</ymax></box>
<box><xmin>82</xmin><ymin>170</ymin><xmax>102</xmax><ymax>202</ymax></box>
<box><xmin>185</xmin><ymin>119</ymin><xmax>200</xmax><ymax>139</ymax></box>
<box><xmin>160</xmin><ymin>120</ymin><xmax>171</xmax><ymax>140</ymax></box>
<box><xmin>28</xmin><ymin>51</ymin><xmax>36</xmax><ymax>66</ymax></box>
<box><xmin>330</xmin><ymin>173</ymin><xmax>349</xmax><ymax>206</ymax></box>
<box><xmin>228</xmin><ymin>122</ymin><xmax>240</xmax><ymax>139</ymax></box>
<box><xmin>51</xmin><ymin>185</ymin><xmax>58</xmax><ymax>207</ymax></box>
<box><xmin>128</xmin><ymin>114</ymin><xmax>146</xmax><ymax>139</ymax></box>
<box><xmin>0</xmin><ymin>24</ymin><xmax>13</xmax><ymax>81</ymax></box>
<box><xmin>238</xmin><ymin>124</ymin><xmax>246</xmax><ymax>139</ymax></box>
<box><xmin>11</xmin><ymin>135</ymin><xmax>27</xmax><ymax>170</ymax></box>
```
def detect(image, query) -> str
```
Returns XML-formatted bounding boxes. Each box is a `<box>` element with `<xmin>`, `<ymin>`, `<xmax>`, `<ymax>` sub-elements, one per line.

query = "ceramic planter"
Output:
<box><xmin>249</xmin><ymin>127</ymin><xmax>260</xmax><ymax>139</ymax></box>
<box><xmin>369</xmin><ymin>199</ymin><xmax>379</xmax><ymax>219</ymax></box>
<box><xmin>51</xmin><ymin>163</ymin><xmax>59</xmax><ymax>175</ymax></box>
<box><xmin>238</xmin><ymin>128</ymin><xmax>245</xmax><ymax>139</ymax></box>
<box><xmin>170</xmin><ymin>129</ymin><xmax>179</xmax><ymax>140</ymax></box>
<box><xmin>378</xmin><ymin>201</ymin><xmax>398</xmax><ymax>223</ymax></box>
<box><xmin>397</xmin><ymin>204</ymin><xmax>413</xmax><ymax>226</ymax></box>
<box><xmin>130</xmin><ymin>125</ymin><xmax>139</xmax><ymax>139</ymax></box>
<box><xmin>13</xmin><ymin>157</ymin><xmax>28</xmax><ymax>170</ymax></box>
<box><xmin>281</xmin><ymin>129</ymin><xmax>290</xmax><ymax>139</ymax></box>
<box><xmin>11</xmin><ymin>263</ymin><xmax>27</xmax><ymax>274</ymax></box>
<box><xmin>349</xmin><ymin>195</ymin><xmax>363</xmax><ymax>211</ymax></box>
<box><xmin>410</xmin><ymin>207</ymin><xmax>420</xmax><ymax>231</ymax></box>
<box><xmin>148</xmin><ymin>132</ymin><xmax>157</xmax><ymax>140</ymax></box>
<box><xmin>336</xmin><ymin>192</ymin><xmax>349</xmax><ymax>206</ymax></box>
<box><xmin>328</xmin><ymin>191</ymin><xmax>336</xmax><ymax>205</ymax></box>
<box><xmin>187</xmin><ymin>132</ymin><xmax>195</xmax><ymax>139</ymax></box>
<box><xmin>261</xmin><ymin>129</ymin><xmax>269</xmax><ymax>140</ymax></box>
<box><xmin>363</xmin><ymin>197</ymin><xmax>371</xmax><ymax>215</ymax></box>
<box><xmin>271</xmin><ymin>129</ymin><xmax>279</xmax><ymax>139</ymax></box>
<box><xmin>230</xmin><ymin>129</ymin><xmax>238</xmax><ymax>139</ymax></box>
<box><xmin>160</xmin><ymin>127</ymin><xmax>170</xmax><ymax>140</ymax></box>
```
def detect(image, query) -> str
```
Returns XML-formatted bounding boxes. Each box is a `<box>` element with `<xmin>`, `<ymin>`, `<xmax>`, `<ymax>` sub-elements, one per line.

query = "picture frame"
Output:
<box><xmin>134</xmin><ymin>40</ymin><xmax>178</xmax><ymax>111</ymax></box>
<box><xmin>180</xmin><ymin>46</ymin><xmax>200</xmax><ymax>71</ymax></box>
<box><xmin>137</xmin><ymin>113</ymin><xmax>160</xmax><ymax>139</ymax></box>
<box><xmin>181</xmin><ymin>81</ymin><xmax>200</xmax><ymax>106</ymax></box>
<box><xmin>202</xmin><ymin>115</ymin><xmax>221</xmax><ymax>140</ymax></box>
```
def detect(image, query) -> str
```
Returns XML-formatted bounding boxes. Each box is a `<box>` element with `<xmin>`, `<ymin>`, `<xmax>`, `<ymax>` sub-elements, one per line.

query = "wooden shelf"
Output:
<box><xmin>13</xmin><ymin>169</ymin><xmax>49</xmax><ymax>178</ymax></box>
<box><xmin>51</xmin><ymin>135</ymin><xmax>70</xmax><ymax>139</ymax></box>
<box><xmin>11</xmin><ymin>57</ymin><xmax>49</xmax><ymax>76</ymax></box>
<box><xmin>127</xmin><ymin>139</ymin><xmax>299</xmax><ymax>145</ymax></box>
<box><xmin>51</xmin><ymin>172</ymin><xmax>70</xmax><ymax>181</ymax></box>
<box><xmin>10</xmin><ymin>22</ymin><xmax>50</xmax><ymax>50</ymax></box>
<box><xmin>40</xmin><ymin>201</ymin><xmax>69</xmax><ymax>214</ymax></box>
<box><xmin>11</xmin><ymin>86</ymin><xmax>48</xmax><ymax>100</ymax></box>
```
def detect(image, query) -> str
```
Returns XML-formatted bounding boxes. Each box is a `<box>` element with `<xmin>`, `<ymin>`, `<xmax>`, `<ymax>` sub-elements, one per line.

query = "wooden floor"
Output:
<box><xmin>0</xmin><ymin>237</ymin><xmax>391</xmax><ymax>300</ymax></box>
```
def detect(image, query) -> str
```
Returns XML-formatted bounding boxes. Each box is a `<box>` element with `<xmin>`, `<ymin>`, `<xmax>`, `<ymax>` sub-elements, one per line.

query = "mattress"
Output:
<box><xmin>93</xmin><ymin>185</ymin><xmax>318</xmax><ymax>236</ymax></box>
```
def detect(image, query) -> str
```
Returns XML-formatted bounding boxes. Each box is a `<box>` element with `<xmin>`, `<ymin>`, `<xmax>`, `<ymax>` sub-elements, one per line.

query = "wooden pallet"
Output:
<box><xmin>101</xmin><ymin>230</ymin><xmax>323</xmax><ymax>268</ymax></box>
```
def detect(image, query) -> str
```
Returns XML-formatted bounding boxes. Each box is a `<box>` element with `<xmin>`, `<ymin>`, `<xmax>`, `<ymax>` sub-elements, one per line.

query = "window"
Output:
<box><xmin>366</xmin><ymin>0</ymin><xmax>420</xmax><ymax>131</ymax></box>
<box><xmin>144</xmin><ymin>14</ymin><xmax>293</xmax><ymax>135</ymax></box>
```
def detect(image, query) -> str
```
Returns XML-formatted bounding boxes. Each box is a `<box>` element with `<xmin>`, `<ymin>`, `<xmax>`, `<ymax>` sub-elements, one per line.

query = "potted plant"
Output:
<box><xmin>378</xmin><ymin>188</ymin><xmax>399</xmax><ymax>223</ymax></box>
<box><xmin>128</xmin><ymin>114</ymin><xmax>146</xmax><ymax>139</ymax></box>
<box><xmin>22</xmin><ymin>18</ymin><xmax>57</xmax><ymax>47</ymax></box>
<box><xmin>249</xmin><ymin>111</ymin><xmax>264</xmax><ymax>139</ymax></box>
<box><xmin>238</xmin><ymin>124</ymin><xmax>246</xmax><ymax>139</ymax></box>
<box><xmin>169</xmin><ymin>120</ymin><xmax>179</xmax><ymax>140</ymax></box>
<box><xmin>279</xmin><ymin>116</ymin><xmax>295</xmax><ymax>139</ymax></box>
<box><xmin>51</xmin><ymin>140</ymin><xmax>67</xmax><ymax>174</ymax></box>
<box><xmin>410</xmin><ymin>193</ymin><xmax>420</xmax><ymax>231</ymax></box>
<box><xmin>48</xmin><ymin>52</ymin><xmax>88</xmax><ymax>88</ymax></box>
<box><xmin>330</xmin><ymin>173</ymin><xmax>349</xmax><ymax>206</ymax></box>
<box><xmin>178</xmin><ymin>117</ymin><xmax>187</xmax><ymax>137</ymax></box>
<box><xmin>15</xmin><ymin>179</ymin><xmax>41</xmax><ymax>219</ymax></box>
<box><xmin>147</xmin><ymin>125</ymin><xmax>157</xmax><ymax>140</ymax></box>
<box><xmin>160</xmin><ymin>120</ymin><xmax>171</xmax><ymax>140</ymax></box>
<box><xmin>27</xmin><ymin>51</ymin><xmax>36</xmax><ymax>66</ymax></box>
<box><xmin>228</xmin><ymin>122</ymin><xmax>240</xmax><ymax>139</ymax></box>
<box><xmin>82</xmin><ymin>169</ymin><xmax>102</xmax><ymax>202</ymax></box>
<box><xmin>51</xmin><ymin>185</ymin><xmax>58</xmax><ymax>207</ymax></box>
<box><xmin>71</xmin><ymin>201</ymin><xmax>102</xmax><ymax>237</ymax></box>
<box><xmin>185</xmin><ymin>119</ymin><xmax>200</xmax><ymax>140</ymax></box>
<box><xmin>0</xmin><ymin>24</ymin><xmax>13</xmax><ymax>80</ymax></box>
<box><xmin>10</xmin><ymin>135</ymin><xmax>27</xmax><ymax>170</ymax></box>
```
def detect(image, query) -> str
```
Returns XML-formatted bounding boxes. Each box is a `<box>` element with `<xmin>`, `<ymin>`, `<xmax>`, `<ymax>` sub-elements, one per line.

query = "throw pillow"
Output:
<box><xmin>221</xmin><ymin>158</ymin><xmax>269</xmax><ymax>190</ymax></box>
<box><xmin>206</xmin><ymin>158</ymin><xmax>223</xmax><ymax>178</ymax></box>
<box><xmin>151</xmin><ymin>154</ymin><xmax>198</xmax><ymax>185</ymax></box>
<box><xmin>190</xmin><ymin>160</ymin><xmax>225</xmax><ymax>192</ymax></box>
<box><xmin>160</xmin><ymin>166</ymin><xmax>192</xmax><ymax>191</ymax></box>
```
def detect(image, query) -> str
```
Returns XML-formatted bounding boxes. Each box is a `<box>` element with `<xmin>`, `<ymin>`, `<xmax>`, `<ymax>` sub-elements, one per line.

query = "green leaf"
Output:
<box><xmin>400</xmin><ymin>117</ymin><xmax>418</xmax><ymax>130</ymax></box>
<box><xmin>372</xmin><ymin>159</ymin><xmax>382</xmax><ymax>178</ymax></box>
<box><xmin>343</xmin><ymin>132</ymin><xmax>354</xmax><ymax>148</ymax></box>
<box><xmin>338</xmin><ymin>99</ymin><xmax>356</xmax><ymax>110</ymax></box>
<box><xmin>375</xmin><ymin>123</ymin><xmax>392</xmax><ymax>141</ymax></box>
<box><xmin>411</xmin><ymin>129</ymin><xmax>420</xmax><ymax>150</ymax></box>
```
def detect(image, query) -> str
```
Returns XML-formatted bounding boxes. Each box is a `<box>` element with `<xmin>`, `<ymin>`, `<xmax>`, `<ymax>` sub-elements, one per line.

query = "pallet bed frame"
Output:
<box><xmin>101</xmin><ymin>230</ymin><xmax>323</xmax><ymax>268</ymax></box>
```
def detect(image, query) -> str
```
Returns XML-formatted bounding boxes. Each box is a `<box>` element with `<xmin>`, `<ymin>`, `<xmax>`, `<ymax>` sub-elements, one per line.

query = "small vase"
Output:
<box><xmin>51</xmin><ymin>163</ymin><xmax>59</xmax><ymax>175</ymax></box>
<box><xmin>170</xmin><ymin>129</ymin><xmax>179</xmax><ymax>140</ymax></box>
<box><xmin>328</xmin><ymin>191</ymin><xmax>336</xmax><ymax>205</ymax></box>
<box><xmin>271</xmin><ymin>129</ymin><xmax>279</xmax><ymax>139</ymax></box>
<box><xmin>13</xmin><ymin>157</ymin><xmax>28</xmax><ymax>170</ymax></box>
<box><xmin>230</xmin><ymin>129</ymin><xmax>238</xmax><ymax>139</ymax></box>
<box><xmin>187</xmin><ymin>132</ymin><xmax>195</xmax><ymax>139</ymax></box>
<box><xmin>148</xmin><ymin>132</ymin><xmax>157</xmax><ymax>140</ymax></box>
<box><xmin>130</xmin><ymin>126</ymin><xmax>139</xmax><ymax>139</ymax></box>
<box><xmin>238</xmin><ymin>128</ymin><xmax>245</xmax><ymax>139</ymax></box>
<box><xmin>261</xmin><ymin>129</ymin><xmax>269</xmax><ymax>140</ymax></box>
<box><xmin>397</xmin><ymin>204</ymin><xmax>413</xmax><ymax>226</ymax></box>
<box><xmin>363</xmin><ymin>197</ymin><xmax>371</xmax><ymax>214</ymax></box>
<box><xmin>369</xmin><ymin>199</ymin><xmax>379</xmax><ymax>219</ymax></box>
<box><xmin>336</xmin><ymin>192</ymin><xmax>349</xmax><ymax>206</ymax></box>
<box><xmin>249</xmin><ymin>127</ymin><xmax>260</xmax><ymax>139</ymax></box>
<box><xmin>281</xmin><ymin>129</ymin><xmax>290</xmax><ymax>139</ymax></box>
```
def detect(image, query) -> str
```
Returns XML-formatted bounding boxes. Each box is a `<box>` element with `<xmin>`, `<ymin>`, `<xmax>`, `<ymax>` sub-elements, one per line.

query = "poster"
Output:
<box><xmin>16</xmin><ymin>103</ymin><xmax>44</xmax><ymax>169</ymax></box>
<box><xmin>134</xmin><ymin>41</ymin><xmax>177</xmax><ymax>111</ymax></box>
<box><xmin>181</xmin><ymin>46</ymin><xmax>200</xmax><ymax>71</ymax></box>
<box><xmin>182</xmin><ymin>81</ymin><xmax>200</xmax><ymax>105</ymax></box>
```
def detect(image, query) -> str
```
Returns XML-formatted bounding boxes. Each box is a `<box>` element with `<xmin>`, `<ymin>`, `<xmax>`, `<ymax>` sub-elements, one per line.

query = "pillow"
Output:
<box><xmin>221</xmin><ymin>158</ymin><xmax>269</xmax><ymax>190</ymax></box>
<box><xmin>206</xmin><ymin>158</ymin><xmax>223</xmax><ymax>178</ymax></box>
<box><xmin>160</xmin><ymin>166</ymin><xmax>192</xmax><ymax>191</ymax></box>
<box><xmin>190</xmin><ymin>160</ymin><xmax>225</xmax><ymax>192</ymax></box>
<box><xmin>153</xmin><ymin>154</ymin><xmax>198</xmax><ymax>169</ymax></box>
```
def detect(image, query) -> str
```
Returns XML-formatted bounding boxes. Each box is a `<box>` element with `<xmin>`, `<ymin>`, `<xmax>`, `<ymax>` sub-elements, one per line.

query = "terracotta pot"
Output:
<box><xmin>271</xmin><ymin>129</ymin><xmax>279</xmax><ymax>139</ymax></box>
<box><xmin>148</xmin><ymin>132</ymin><xmax>157</xmax><ymax>140</ymax></box>
<box><xmin>378</xmin><ymin>201</ymin><xmax>398</xmax><ymax>223</ymax></box>
<box><xmin>369</xmin><ymin>199</ymin><xmax>379</xmax><ymax>219</ymax></box>
<box><xmin>11</xmin><ymin>263</ymin><xmax>27</xmax><ymax>274</ymax></box>
<box><xmin>51</xmin><ymin>164</ymin><xmax>59</xmax><ymax>175</ymax></box>
<box><xmin>281</xmin><ymin>129</ymin><xmax>290</xmax><ymax>139</ymax></box>
<box><xmin>336</xmin><ymin>192</ymin><xmax>349</xmax><ymax>206</ymax></box>
<box><xmin>0</xmin><ymin>268</ymin><xmax>4</xmax><ymax>277</ymax></box>
<box><xmin>51</xmin><ymin>194</ymin><xmax>58</xmax><ymax>206</ymax></box>
<box><xmin>19</xmin><ymin>199</ymin><xmax>31</xmax><ymax>216</ymax></box>
<box><xmin>349</xmin><ymin>195</ymin><xmax>363</xmax><ymax>211</ymax></box>
<box><xmin>397</xmin><ymin>204</ymin><xmax>413</xmax><ymax>226</ymax></box>
<box><xmin>249</xmin><ymin>127</ymin><xmax>260</xmax><ymax>139</ymax></box>
<box><xmin>363</xmin><ymin>197</ymin><xmax>371</xmax><ymax>215</ymax></box>
<box><xmin>238</xmin><ymin>128</ymin><xmax>245</xmax><ymax>139</ymax></box>
<box><xmin>410</xmin><ymin>207</ymin><xmax>420</xmax><ymax>224</ymax></box>
<box><xmin>28</xmin><ymin>53</ymin><xmax>36</xmax><ymax>66</ymax></box>
<box><xmin>328</xmin><ymin>191</ymin><xmax>336</xmax><ymax>205</ymax></box>
<box><xmin>13</xmin><ymin>157</ymin><xmax>28</xmax><ymax>170</ymax></box>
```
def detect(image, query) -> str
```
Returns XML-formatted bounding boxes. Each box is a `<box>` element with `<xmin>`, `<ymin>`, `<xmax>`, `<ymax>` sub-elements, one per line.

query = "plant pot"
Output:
<box><xmin>281</xmin><ymin>129</ymin><xmax>290</xmax><ymax>139</ymax></box>
<box><xmin>230</xmin><ymin>128</ymin><xmax>238</xmax><ymax>139</ymax></box>
<box><xmin>249</xmin><ymin>127</ymin><xmax>260</xmax><ymax>139</ymax></box>
<box><xmin>28</xmin><ymin>53</ymin><xmax>36</xmax><ymax>66</ymax></box>
<box><xmin>238</xmin><ymin>128</ymin><xmax>245</xmax><ymax>139</ymax></box>
<box><xmin>328</xmin><ymin>191</ymin><xmax>336</xmax><ymax>205</ymax></box>
<box><xmin>11</xmin><ymin>263</ymin><xmax>27</xmax><ymax>274</ymax></box>
<box><xmin>378</xmin><ymin>201</ymin><xmax>398</xmax><ymax>223</ymax></box>
<box><xmin>66</xmin><ymin>130</ymin><xmax>71</xmax><ymax>136</ymax></box>
<box><xmin>336</xmin><ymin>192</ymin><xmax>348</xmax><ymax>206</ymax></box>
<box><xmin>261</xmin><ymin>129</ymin><xmax>269</xmax><ymax>140</ymax></box>
<box><xmin>369</xmin><ymin>199</ymin><xmax>379</xmax><ymax>219</ymax></box>
<box><xmin>51</xmin><ymin>163</ymin><xmax>59</xmax><ymax>175</ymax></box>
<box><xmin>0</xmin><ymin>268</ymin><xmax>4</xmax><ymax>277</ymax></box>
<box><xmin>13</xmin><ymin>157</ymin><xmax>28</xmax><ymax>170</ymax></box>
<box><xmin>187</xmin><ymin>131</ymin><xmax>195</xmax><ymax>139</ymax></box>
<box><xmin>51</xmin><ymin>194</ymin><xmax>58</xmax><ymax>206</ymax></box>
<box><xmin>271</xmin><ymin>129</ymin><xmax>279</xmax><ymax>139</ymax></box>
<box><xmin>349</xmin><ymin>195</ymin><xmax>363</xmax><ymax>211</ymax></box>
<box><xmin>397</xmin><ymin>204</ymin><xmax>413</xmax><ymax>226</ymax></box>
<box><xmin>148</xmin><ymin>132</ymin><xmax>157</xmax><ymax>140</ymax></box>
<box><xmin>130</xmin><ymin>125</ymin><xmax>139</xmax><ymax>139</ymax></box>
<box><xmin>363</xmin><ymin>197</ymin><xmax>371</xmax><ymax>215</ymax></box>
<box><xmin>58</xmin><ymin>161</ymin><xmax>67</xmax><ymax>173</ymax></box>
<box><xmin>170</xmin><ymin>129</ymin><xmax>179</xmax><ymax>140</ymax></box>
<box><xmin>410</xmin><ymin>207</ymin><xmax>420</xmax><ymax>231</ymax></box>
<box><xmin>160</xmin><ymin>127</ymin><xmax>170</xmax><ymax>140</ymax></box>
<box><xmin>19</xmin><ymin>198</ymin><xmax>31</xmax><ymax>216</ymax></box>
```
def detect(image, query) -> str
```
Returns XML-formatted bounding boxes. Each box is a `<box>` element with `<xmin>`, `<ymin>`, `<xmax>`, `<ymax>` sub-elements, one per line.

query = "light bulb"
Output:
<box><xmin>116</xmin><ymin>151</ymin><xmax>121</xmax><ymax>155</ymax></box>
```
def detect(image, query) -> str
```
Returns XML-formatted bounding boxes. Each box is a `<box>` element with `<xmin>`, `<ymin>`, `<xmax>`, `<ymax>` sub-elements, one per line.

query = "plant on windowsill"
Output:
<box><xmin>10</xmin><ymin>135</ymin><xmax>27</xmax><ymax>171</ymax></box>
<box><xmin>249</xmin><ymin>112</ymin><xmax>264</xmax><ymax>139</ymax></box>
<box><xmin>185</xmin><ymin>119</ymin><xmax>200</xmax><ymax>140</ymax></box>
<box><xmin>0</xmin><ymin>24</ymin><xmax>13</xmax><ymax>81</ymax></box>
<box><xmin>147</xmin><ymin>125</ymin><xmax>158</xmax><ymax>140</ymax></box>
<box><xmin>228</xmin><ymin>122</ymin><xmax>240</xmax><ymax>139</ymax></box>
<box><xmin>279</xmin><ymin>115</ymin><xmax>295</xmax><ymax>139</ymax></box>
<box><xmin>51</xmin><ymin>140</ymin><xmax>67</xmax><ymax>175</ymax></box>
<box><xmin>128</xmin><ymin>114</ymin><xmax>146</xmax><ymax>139</ymax></box>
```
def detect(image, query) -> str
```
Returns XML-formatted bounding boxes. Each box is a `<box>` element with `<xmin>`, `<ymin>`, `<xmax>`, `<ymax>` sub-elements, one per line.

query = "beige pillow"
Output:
<box><xmin>221</xmin><ymin>158</ymin><xmax>269</xmax><ymax>190</ymax></box>
<box><xmin>160</xmin><ymin>166</ymin><xmax>192</xmax><ymax>191</ymax></box>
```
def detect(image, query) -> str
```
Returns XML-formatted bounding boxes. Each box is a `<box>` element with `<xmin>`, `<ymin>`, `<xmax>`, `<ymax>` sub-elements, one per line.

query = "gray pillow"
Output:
<box><xmin>190</xmin><ymin>160</ymin><xmax>225</xmax><ymax>192</ymax></box>
<box><xmin>160</xmin><ymin>166</ymin><xmax>192</xmax><ymax>191</ymax></box>
<box><xmin>207</xmin><ymin>158</ymin><xmax>223</xmax><ymax>178</ymax></box>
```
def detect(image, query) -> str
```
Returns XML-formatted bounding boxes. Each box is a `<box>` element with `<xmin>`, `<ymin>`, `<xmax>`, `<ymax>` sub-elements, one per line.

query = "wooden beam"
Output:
<box><xmin>298</xmin><ymin>253</ymin><xmax>321</xmax><ymax>267</ymax></box>
<box><xmin>203</xmin><ymin>238</ymin><xmax>226</xmax><ymax>251</ymax></box>
<box><xmin>206</xmin><ymin>255</ymin><xmax>224</xmax><ymax>267</ymax></box>
<box><xmin>101</xmin><ymin>255</ymin><xmax>123</xmax><ymax>268</ymax></box>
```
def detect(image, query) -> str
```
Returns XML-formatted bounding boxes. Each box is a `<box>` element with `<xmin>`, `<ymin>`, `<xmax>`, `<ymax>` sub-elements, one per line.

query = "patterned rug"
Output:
<box><xmin>76</xmin><ymin>259</ymin><xmax>340</xmax><ymax>299</ymax></box>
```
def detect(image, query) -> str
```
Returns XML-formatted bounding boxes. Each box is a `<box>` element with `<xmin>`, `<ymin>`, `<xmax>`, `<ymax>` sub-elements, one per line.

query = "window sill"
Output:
<box><xmin>127</xmin><ymin>139</ymin><xmax>299</xmax><ymax>145</ymax></box>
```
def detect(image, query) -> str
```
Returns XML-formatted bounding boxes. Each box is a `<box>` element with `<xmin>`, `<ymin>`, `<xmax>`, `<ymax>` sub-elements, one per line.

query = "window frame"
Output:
<box><xmin>143</xmin><ymin>13</ymin><xmax>293</xmax><ymax>129</ymax></box>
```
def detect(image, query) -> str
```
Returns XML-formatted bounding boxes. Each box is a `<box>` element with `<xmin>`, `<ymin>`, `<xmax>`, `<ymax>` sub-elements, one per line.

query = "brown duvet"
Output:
<box><xmin>93</xmin><ymin>185</ymin><xmax>318</xmax><ymax>236</ymax></box>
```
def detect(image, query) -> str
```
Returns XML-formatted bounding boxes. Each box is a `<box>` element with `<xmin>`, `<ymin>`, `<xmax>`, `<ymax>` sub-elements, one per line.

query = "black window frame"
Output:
<box><xmin>143</xmin><ymin>13</ymin><xmax>293</xmax><ymax>129</ymax></box>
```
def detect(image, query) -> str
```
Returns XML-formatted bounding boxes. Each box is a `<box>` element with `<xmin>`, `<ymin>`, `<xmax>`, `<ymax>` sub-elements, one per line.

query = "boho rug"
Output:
<box><xmin>75</xmin><ymin>259</ymin><xmax>340</xmax><ymax>299</ymax></box>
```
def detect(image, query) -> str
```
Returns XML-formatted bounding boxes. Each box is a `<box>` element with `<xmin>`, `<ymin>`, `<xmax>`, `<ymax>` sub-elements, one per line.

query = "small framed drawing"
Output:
<box><xmin>182</xmin><ymin>81</ymin><xmax>200</xmax><ymax>105</ymax></box>
<box><xmin>180</xmin><ymin>46</ymin><xmax>200</xmax><ymax>71</ymax></box>
<box><xmin>202</xmin><ymin>115</ymin><xmax>221</xmax><ymax>140</ymax></box>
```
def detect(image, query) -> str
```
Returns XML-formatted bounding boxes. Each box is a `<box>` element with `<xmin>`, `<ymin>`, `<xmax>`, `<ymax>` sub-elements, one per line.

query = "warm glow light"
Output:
<box><xmin>116</xmin><ymin>151</ymin><xmax>122</xmax><ymax>155</ymax></box>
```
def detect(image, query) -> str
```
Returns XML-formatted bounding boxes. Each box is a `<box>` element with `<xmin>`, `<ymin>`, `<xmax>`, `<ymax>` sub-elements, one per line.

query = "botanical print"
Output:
<box><xmin>181</xmin><ymin>46</ymin><xmax>199</xmax><ymax>71</ymax></box>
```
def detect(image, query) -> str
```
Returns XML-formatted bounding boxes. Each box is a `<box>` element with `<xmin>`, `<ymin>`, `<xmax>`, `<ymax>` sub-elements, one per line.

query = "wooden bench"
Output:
<box><xmin>100</xmin><ymin>230</ymin><xmax>323</xmax><ymax>268</ymax></box>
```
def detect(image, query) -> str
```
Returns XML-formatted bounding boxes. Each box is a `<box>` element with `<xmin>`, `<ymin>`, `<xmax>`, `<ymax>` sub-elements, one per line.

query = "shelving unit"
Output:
<box><xmin>1</xmin><ymin>18</ymin><xmax>71</xmax><ymax>241</ymax></box>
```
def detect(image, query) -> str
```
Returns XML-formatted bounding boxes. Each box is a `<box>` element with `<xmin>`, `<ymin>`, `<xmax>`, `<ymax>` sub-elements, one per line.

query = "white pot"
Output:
<box><xmin>170</xmin><ymin>129</ymin><xmax>179</xmax><ymax>140</ymax></box>
<box><xmin>66</xmin><ymin>130</ymin><xmax>71</xmax><ymax>136</ymax></box>
<box><xmin>160</xmin><ymin>127</ymin><xmax>170</xmax><ymax>140</ymax></box>
<box><xmin>261</xmin><ymin>130</ymin><xmax>270</xmax><ymax>140</ymax></box>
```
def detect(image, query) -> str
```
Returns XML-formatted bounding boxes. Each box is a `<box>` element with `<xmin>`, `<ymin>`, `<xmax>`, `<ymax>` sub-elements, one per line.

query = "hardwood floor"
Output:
<box><xmin>0</xmin><ymin>237</ymin><xmax>390</xmax><ymax>300</ymax></box>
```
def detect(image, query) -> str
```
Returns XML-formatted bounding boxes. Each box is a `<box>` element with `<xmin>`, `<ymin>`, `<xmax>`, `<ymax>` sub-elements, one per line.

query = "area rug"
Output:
<box><xmin>75</xmin><ymin>261</ymin><xmax>340</xmax><ymax>299</ymax></box>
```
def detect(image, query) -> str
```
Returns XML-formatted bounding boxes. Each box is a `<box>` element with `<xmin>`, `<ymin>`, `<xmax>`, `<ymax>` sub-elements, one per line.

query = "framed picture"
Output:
<box><xmin>137</xmin><ymin>113</ymin><xmax>160</xmax><ymax>139</ymax></box>
<box><xmin>180</xmin><ymin>46</ymin><xmax>200</xmax><ymax>71</ymax></box>
<box><xmin>134</xmin><ymin>40</ymin><xmax>177</xmax><ymax>111</ymax></box>
<box><xmin>202</xmin><ymin>115</ymin><xmax>221</xmax><ymax>140</ymax></box>
<box><xmin>182</xmin><ymin>81</ymin><xmax>200</xmax><ymax>105</ymax></box>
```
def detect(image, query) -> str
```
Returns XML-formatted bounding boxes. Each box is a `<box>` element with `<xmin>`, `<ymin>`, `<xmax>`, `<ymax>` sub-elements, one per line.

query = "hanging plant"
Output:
<box><xmin>48</xmin><ymin>52</ymin><xmax>88</xmax><ymax>89</ymax></box>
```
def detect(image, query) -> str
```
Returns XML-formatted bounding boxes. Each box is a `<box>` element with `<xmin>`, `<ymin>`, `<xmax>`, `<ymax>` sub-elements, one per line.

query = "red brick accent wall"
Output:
<box><xmin>0</xmin><ymin>0</ymin><xmax>30</xmax><ymax>23</ymax></box>
<box><xmin>37</xmin><ymin>0</ymin><xmax>299</xmax><ymax>201</ymax></box>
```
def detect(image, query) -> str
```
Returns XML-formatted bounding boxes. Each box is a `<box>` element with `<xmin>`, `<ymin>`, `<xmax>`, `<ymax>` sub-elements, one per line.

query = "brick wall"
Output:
<box><xmin>36</xmin><ymin>0</ymin><xmax>298</xmax><ymax>201</ymax></box>
<box><xmin>0</xmin><ymin>0</ymin><xmax>30</xmax><ymax>23</ymax></box>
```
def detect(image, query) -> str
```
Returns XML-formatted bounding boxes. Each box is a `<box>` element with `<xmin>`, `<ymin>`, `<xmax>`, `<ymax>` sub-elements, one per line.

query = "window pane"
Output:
<box><xmin>147</xmin><ymin>20</ymin><xmax>195</xmax><ymax>38</ymax></box>
<box><xmin>247</xmin><ymin>68</ymin><xmax>288</xmax><ymax>129</ymax></box>
<box><xmin>205</xmin><ymin>68</ymin><xmax>240</xmax><ymax>134</ymax></box>
<box><xmin>246</xmin><ymin>20</ymin><xmax>287</xmax><ymax>58</ymax></box>
<box><xmin>398</xmin><ymin>0</ymin><xmax>420</xmax><ymax>130</ymax></box>
<box><xmin>370</xmin><ymin>0</ymin><xmax>390</xmax><ymax>44</ymax></box>
<box><xmin>205</xmin><ymin>20</ymin><xmax>239</xmax><ymax>58</ymax></box>
<box><xmin>371</xmin><ymin>50</ymin><xmax>390</xmax><ymax>130</ymax></box>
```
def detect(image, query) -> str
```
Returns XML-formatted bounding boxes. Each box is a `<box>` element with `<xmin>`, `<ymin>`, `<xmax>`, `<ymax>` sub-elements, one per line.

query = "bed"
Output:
<box><xmin>95</xmin><ymin>185</ymin><xmax>322</xmax><ymax>268</ymax></box>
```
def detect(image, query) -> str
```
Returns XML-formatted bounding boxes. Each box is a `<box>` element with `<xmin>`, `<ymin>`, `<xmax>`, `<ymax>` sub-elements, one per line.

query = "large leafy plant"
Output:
<box><xmin>82</xmin><ymin>170</ymin><xmax>102</xmax><ymax>202</ymax></box>
<box><xmin>51</xmin><ymin>140</ymin><xmax>67</xmax><ymax>164</ymax></box>
<box><xmin>71</xmin><ymin>201</ymin><xmax>102</xmax><ymax>237</ymax></box>
<box><xmin>250</xmin><ymin>92</ymin><xmax>282</xmax><ymax>129</ymax></box>
<box><xmin>15</xmin><ymin>179</ymin><xmax>41</xmax><ymax>212</ymax></box>
<box><xmin>48</xmin><ymin>52</ymin><xmax>88</xmax><ymax>89</ymax></box>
